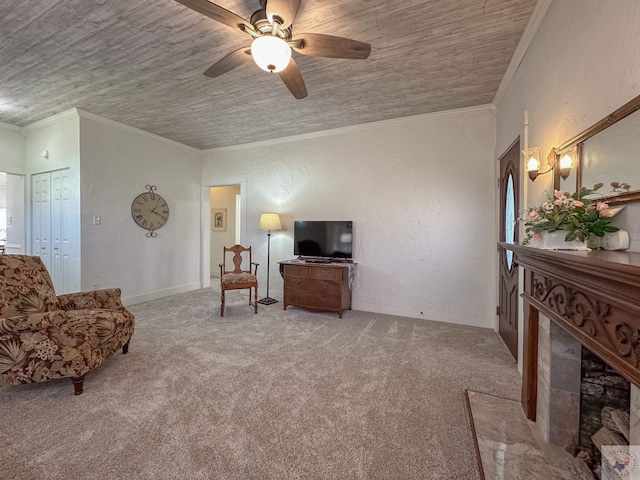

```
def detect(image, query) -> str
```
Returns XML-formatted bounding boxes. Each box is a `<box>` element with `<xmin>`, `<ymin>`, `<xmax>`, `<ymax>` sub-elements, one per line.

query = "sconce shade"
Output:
<box><xmin>523</xmin><ymin>147</ymin><xmax>542</xmax><ymax>181</ymax></box>
<box><xmin>259</xmin><ymin>213</ymin><xmax>282</xmax><ymax>231</ymax></box>
<box><xmin>251</xmin><ymin>36</ymin><xmax>292</xmax><ymax>73</ymax></box>
<box><xmin>559</xmin><ymin>154</ymin><xmax>573</xmax><ymax>170</ymax></box>
<box><xmin>558</xmin><ymin>147</ymin><xmax>576</xmax><ymax>180</ymax></box>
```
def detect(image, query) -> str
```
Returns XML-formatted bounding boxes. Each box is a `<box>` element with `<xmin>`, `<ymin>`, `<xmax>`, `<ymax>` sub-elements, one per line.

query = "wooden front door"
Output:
<box><xmin>498</xmin><ymin>140</ymin><xmax>520</xmax><ymax>360</ymax></box>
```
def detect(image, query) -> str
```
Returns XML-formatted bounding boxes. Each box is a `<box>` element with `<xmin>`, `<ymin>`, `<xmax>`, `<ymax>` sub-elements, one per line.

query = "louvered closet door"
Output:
<box><xmin>32</xmin><ymin>173</ymin><xmax>51</xmax><ymax>270</ymax></box>
<box><xmin>59</xmin><ymin>169</ymin><xmax>73</xmax><ymax>293</ymax></box>
<box><xmin>49</xmin><ymin>171</ymin><xmax>63</xmax><ymax>289</ymax></box>
<box><xmin>32</xmin><ymin>169</ymin><xmax>70</xmax><ymax>292</ymax></box>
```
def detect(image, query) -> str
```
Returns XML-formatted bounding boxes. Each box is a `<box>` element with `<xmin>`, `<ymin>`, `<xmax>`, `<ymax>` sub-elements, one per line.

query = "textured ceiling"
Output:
<box><xmin>0</xmin><ymin>0</ymin><xmax>536</xmax><ymax>149</ymax></box>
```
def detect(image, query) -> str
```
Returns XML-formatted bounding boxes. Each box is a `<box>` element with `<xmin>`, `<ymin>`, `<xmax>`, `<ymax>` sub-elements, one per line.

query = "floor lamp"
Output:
<box><xmin>258</xmin><ymin>213</ymin><xmax>282</xmax><ymax>305</ymax></box>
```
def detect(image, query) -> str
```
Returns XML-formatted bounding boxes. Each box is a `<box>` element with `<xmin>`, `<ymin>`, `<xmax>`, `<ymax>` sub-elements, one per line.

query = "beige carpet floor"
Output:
<box><xmin>0</xmin><ymin>287</ymin><xmax>520</xmax><ymax>479</ymax></box>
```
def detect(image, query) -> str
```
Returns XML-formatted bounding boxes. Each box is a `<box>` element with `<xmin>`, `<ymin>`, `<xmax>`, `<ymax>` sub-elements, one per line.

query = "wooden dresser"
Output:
<box><xmin>279</xmin><ymin>261</ymin><xmax>353</xmax><ymax>318</ymax></box>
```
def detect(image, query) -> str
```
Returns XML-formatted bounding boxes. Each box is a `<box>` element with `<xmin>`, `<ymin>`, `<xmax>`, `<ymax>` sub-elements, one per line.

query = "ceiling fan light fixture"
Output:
<box><xmin>251</xmin><ymin>35</ymin><xmax>291</xmax><ymax>73</ymax></box>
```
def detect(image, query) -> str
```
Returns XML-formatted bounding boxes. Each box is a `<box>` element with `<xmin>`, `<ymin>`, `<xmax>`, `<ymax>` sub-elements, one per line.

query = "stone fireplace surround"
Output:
<box><xmin>502</xmin><ymin>244</ymin><xmax>640</xmax><ymax>471</ymax></box>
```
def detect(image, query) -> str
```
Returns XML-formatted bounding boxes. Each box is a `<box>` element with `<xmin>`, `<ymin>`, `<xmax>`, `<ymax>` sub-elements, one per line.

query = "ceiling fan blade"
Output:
<box><xmin>279</xmin><ymin>58</ymin><xmax>308</xmax><ymax>99</ymax></box>
<box><xmin>175</xmin><ymin>0</ymin><xmax>254</xmax><ymax>33</ymax></box>
<box><xmin>204</xmin><ymin>48</ymin><xmax>252</xmax><ymax>78</ymax></box>
<box><xmin>291</xmin><ymin>33</ymin><xmax>371</xmax><ymax>59</ymax></box>
<box><xmin>266</xmin><ymin>0</ymin><xmax>301</xmax><ymax>29</ymax></box>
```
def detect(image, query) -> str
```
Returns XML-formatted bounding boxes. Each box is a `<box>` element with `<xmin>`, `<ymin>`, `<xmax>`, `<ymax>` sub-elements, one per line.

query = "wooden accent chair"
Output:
<box><xmin>219</xmin><ymin>245</ymin><xmax>259</xmax><ymax>317</ymax></box>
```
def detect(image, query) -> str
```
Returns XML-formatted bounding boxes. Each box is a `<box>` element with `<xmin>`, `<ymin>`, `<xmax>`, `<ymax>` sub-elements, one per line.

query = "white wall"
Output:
<box><xmin>495</xmin><ymin>0</ymin><xmax>640</xmax><ymax>369</ymax></box>
<box><xmin>23</xmin><ymin>111</ymin><xmax>82</xmax><ymax>293</ymax></box>
<box><xmin>0</xmin><ymin>123</ymin><xmax>26</xmax><ymax>254</ymax></box>
<box><xmin>78</xmin><ymin>112</ymin><xmax>203</xmax><ymax>304</ymax></box>
<box><xmin>496</xmin><ymin>0</ymin><xmax>640</xmax><ymax>214</ymax></box>
<box><xmin>203</xmin><ymin>107</ymin><xmax>497</xmax><ymax>328</ymax></box>
<box><xmin>4</xmin><ymin>174</ymin><xmax>26</xmax><ymax>254</ymax></box>
<box><xmin>0</xmin><ymin>123</ymin><xmax>24</xmax><ymax>174</ymax></box>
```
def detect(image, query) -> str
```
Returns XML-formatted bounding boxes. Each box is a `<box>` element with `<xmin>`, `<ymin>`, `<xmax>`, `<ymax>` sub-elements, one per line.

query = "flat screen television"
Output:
<box><xmin>294</xmin><ymin>221</ymin><xmax>353</xmax><ymax>259</ymax></box>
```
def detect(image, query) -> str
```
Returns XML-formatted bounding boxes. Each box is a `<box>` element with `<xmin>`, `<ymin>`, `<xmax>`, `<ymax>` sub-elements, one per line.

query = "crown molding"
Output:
<box><xmin>0</xmin><ymin>121</ymin><xmax>22</xmax><ymax>132</ymax></box>
<box><xmin>20</xmin><ymin>108</ymin><xmax>79</xmax><ymax>134</ymax></box>
<box><xmin>493</xmin><ymin>0</ymin><xmax>553</xmax><ymax>108</ymax></box>
<box><xmin>205</xmin><ymin>104</ymin><xmax>494</xmax><ymax>153</ymax></box>
<box><xmin>75</xmin><ymin>109</ymin><xmax>200</xmax><ymax>153</ymax></box>
<box><xmin>20</xmin><ymin>108</ymin><xmax>199</xmax><ymax>153</ymax></box>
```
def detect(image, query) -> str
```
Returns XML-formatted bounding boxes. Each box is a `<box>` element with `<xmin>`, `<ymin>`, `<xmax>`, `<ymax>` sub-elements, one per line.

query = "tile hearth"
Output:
<box><xmin>467</xmin><ymin>391</ymin><xmax>590</xmax><ymax>479</ymax></box>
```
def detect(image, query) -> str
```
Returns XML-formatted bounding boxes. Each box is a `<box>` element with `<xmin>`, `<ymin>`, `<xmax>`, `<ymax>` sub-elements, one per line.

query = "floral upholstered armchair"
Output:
<box><xmin>0</xmin><ymin>255</ymin><xmax>134</xmax><ymax>395</ymax></box>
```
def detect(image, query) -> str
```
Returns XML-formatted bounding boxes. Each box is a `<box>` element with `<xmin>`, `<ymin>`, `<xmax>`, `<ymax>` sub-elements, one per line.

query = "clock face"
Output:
<box><xmin>131</xmin><ymin>191</ymin><xmax>170</xmax><ymax>233</ymax></box>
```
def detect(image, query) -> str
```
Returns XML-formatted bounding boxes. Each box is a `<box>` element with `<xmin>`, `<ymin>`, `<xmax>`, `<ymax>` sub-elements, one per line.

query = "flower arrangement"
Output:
<box><xmin>522</xmin><ymin>183</ymin><xmax>619</xmax><ymax>246</ymax></box>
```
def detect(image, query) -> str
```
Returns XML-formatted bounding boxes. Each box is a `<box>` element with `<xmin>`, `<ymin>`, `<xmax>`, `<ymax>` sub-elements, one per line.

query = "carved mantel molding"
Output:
<box><xmin>500</xmin><ymin>243</ymin><xmax>640</xmax><ymax>418</ymax></box>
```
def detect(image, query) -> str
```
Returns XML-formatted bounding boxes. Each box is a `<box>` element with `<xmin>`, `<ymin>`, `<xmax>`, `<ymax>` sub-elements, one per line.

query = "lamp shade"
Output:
<box><xmin>251</xmin><ymin>36</ymin><xmax>291</xmax><ymax>73</ymax></box>
<box><xmin>259</xmin><ymin>213</ymin><xmax>282</xmax><ymax>231</ymax></box>
<box><xmin>523</xmin><ymin>147</ymin><xmax>541</xmax><ymax>172</ymax></box>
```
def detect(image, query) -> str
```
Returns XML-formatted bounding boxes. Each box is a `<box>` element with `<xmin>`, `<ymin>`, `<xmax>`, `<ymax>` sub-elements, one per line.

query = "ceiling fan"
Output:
<box><xmin>175</xmin><ymin>0</ymin><xmax>372</xmax><ymax>99</ymax></box>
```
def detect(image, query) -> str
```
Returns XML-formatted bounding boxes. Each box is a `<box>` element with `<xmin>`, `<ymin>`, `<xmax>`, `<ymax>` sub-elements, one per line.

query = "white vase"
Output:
<box><xmin>532</xmin><ymin>231</ymin><xmax>589</xmax><ymax>251</ymax></box>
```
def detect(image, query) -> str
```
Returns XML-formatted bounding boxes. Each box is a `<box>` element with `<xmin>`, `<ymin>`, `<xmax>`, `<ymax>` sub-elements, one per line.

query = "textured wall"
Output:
<box><xmin>79</xmin><ymin>114</ymin><xmax>202</xmax><ymax>304</ymax></box>
<box><xmin>0</xmin><ymin>125</ymin><xmax>27</xmax><ymax>254</ymax></box>
<box><xmin>23</xmin><ymin>113</ymin><xmax>81</xmax><ymax>293</ymax></box>
<box><xmin>495</xmin><ymin>0</ymin><xmax>640</xmax><ymax>369</ymax></box>
<box><xmin>496</xmin><ymin>0</ymin><xmax>640</xmax><ymax>243</ymax></box>
<box><xmin>203</xmin><ymin>107</ymin><xmax>497</xmax><ymax>328</ymax></box>
<box><xmin>0</xmin><ymin>125</ymin><xmax>24</xmax><ymax>174</ymax></box>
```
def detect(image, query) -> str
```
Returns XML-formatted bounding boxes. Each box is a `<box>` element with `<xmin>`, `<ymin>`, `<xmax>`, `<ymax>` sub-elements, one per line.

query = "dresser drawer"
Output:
<box><xmin>285</xmin><ymin>277</ymin><xmax>341</xmax><ymax>295</ymax></box>
<box><xmin>284</xmin><ymin>289</ymin><xmax>341</xmax><ymax>309</ymax></box>
<box><xmin>284</xmin><ymin>264</ymin><xmax>310</xmax><ymax>278</ymax></box>
<box><xmin>310</xmin><ymin>267</ymin><xmax>342</xmax><ymax>281</ymax></box>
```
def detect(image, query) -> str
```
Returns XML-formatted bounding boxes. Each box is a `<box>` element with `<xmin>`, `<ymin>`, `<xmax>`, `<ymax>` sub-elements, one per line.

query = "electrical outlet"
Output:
<box><xmin>93</xmin><ymin>216</ymin><xmax>101</xmax><ymax>225</ymax></box>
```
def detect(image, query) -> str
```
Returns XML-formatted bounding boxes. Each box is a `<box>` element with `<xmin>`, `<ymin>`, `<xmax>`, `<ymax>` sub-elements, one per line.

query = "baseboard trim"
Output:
<box><xmin>123</xmin><ymin>282</ymin><xmax>202</xmax><ymax>306</ymax></box>
<box><xmin>353</xmin><ymin>301</ymin><xmax>494</xmax><ymax>329</ymax></box>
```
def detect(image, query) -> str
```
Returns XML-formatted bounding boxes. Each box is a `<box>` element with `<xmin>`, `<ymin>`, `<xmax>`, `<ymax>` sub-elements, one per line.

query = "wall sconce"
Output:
<box><xmin>556</xmin><ymin>145</ymin><xmax>576</xmax><ymax>180</ymax></box>
<box><xmin>523</xmin><ymin>147</ymin><xmax>542</xmax><ymax>181</ymax></box>
<box><xmin>524</xmin><ymin>146</ymin><xmax>575</xmax><ymax>182</ymax></box>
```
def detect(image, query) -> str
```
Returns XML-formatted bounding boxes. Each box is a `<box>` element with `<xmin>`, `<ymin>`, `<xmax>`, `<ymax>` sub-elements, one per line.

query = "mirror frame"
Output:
<box><xmin>553</xmin><ymin>93</ymin><xmax>640</xmax><ymax>205</ymax></box>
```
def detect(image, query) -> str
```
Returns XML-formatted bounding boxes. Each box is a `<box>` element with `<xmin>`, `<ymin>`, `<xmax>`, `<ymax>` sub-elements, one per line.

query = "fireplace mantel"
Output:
<box><xmin>501</xmin><ymin>243</ymin><xmax>640</xmax><ymax>419</ymax></box>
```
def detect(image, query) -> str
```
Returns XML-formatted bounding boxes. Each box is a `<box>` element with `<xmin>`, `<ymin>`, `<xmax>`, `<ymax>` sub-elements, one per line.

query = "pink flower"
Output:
<box><xmin>573</xmin><ymin>200</ymin><xmax>584</xmax><ymax>207</ymax></box>
<box><xmin>554</xmin><ymin>199</ymin><xmax>563</xmax><ymax>206</ymax></box>
<box><xmin>553</xmin><ymin>190</ymin><xmax>564</xmax><ymax>199</ymax></box>
<box><xmin>596</xmin><ymin>201</ymin><xmax>612</xmax><ymax>216</ymax></box>
<box><xmin>529</xmin><ymin>210</ymin><xmax>539</xmax><ymax>219</ymax></box>
<box><xmin>534</xmin><ymin>233</ymin><xmax>542</xmax><ymax>240</ymax></box>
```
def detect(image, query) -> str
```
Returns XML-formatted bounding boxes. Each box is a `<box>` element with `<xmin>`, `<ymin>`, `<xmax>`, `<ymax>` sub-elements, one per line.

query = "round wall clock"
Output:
<box><xmin>131</xmin><ymin>185</ymin><xmax>170</xmax><ymax>237</ymax></box>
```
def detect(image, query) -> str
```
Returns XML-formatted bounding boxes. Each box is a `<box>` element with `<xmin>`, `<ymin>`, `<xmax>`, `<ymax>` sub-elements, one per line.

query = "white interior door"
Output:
<box><xmin>50</xmin><ymin>171</ymin><xmax>63</xmax><ymax>289</ymax></box>
<box><xmin>32</xmin><ymin>173</ymin><xmax>51</xmax><ymax>269</ymax></box>
<box><xmin>32</xmin><ymin>169</ymin><xmax>72</xmax><ymax>292</ymax></box>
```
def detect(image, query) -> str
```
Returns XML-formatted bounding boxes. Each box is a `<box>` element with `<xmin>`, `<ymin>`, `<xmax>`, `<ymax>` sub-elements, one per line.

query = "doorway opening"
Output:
<box><xmin>0</xmin><ymin>172</ymin><xmax>26</xmax><ymax>255</ymax></box>
<box><xmin>209</xmin><ymin>185</ymin><xmax>241</xmax><ymax>280</ymax></box>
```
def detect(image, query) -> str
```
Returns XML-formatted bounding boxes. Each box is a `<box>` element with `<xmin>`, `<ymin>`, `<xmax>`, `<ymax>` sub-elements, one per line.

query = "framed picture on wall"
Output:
<box><xmin>212</xmin><ymin>208</ymin><xmax>227</xmax><ymax>232</ymax></box>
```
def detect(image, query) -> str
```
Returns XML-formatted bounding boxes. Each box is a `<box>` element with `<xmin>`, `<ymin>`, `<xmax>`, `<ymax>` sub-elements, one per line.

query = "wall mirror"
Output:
<box><xmin>554</xmin><ymin>93</ymin><xmax>640</xmax><ymax>205</ymax></box>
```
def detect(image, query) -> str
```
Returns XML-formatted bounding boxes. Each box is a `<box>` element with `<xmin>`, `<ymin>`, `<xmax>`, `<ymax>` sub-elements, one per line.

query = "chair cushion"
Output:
<box><xmin>221</xmin><ymin>273</ymin><xmax>257</xmax><ymax>285</ymax></box>
<box><xmin>0</xmin><ymin>255</ymin><xmax>59</xmax><ymax>317</ymax></box>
